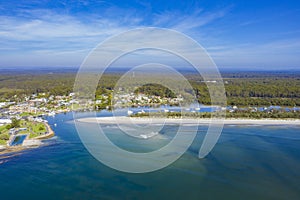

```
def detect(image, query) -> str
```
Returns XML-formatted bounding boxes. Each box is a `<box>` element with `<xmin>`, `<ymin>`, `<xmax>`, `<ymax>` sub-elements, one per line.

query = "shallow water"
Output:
<box><xmin>0</xmin><ymin>112</ymin><xmax>299</xmax><ymax>199</ymax></box>
<box><xmin>10</xmin><ymin>134</ymin><xmax>27</xmax><ymax>146</ymax></box>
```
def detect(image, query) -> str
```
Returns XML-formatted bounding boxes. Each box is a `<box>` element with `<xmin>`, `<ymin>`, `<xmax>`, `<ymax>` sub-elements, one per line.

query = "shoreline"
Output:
<box><xmin>0</xmin><ymin>145</ymin><xmax>38</xmax><ymax>156</ymax></box>
<box><xmin>77</xmin><ymin>116</ymin><xmax>300</xmax><ymax>125</ymax></box>
<box><xmin>35</xmin><ymin>122</ymin><xmax>55</xmax><ymax>139</ymax></box>
<box><xmin>0</xmin><ymin>122</ymin><xmax>55</xmax><ymax>156</ymax></box>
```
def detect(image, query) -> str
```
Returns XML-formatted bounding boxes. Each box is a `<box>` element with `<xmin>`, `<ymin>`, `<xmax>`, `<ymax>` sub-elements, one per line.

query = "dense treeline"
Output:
<box><xmin>226</xmin><ymin>110</ymin><xmax>300</xmax><ymax>119</ymax></box>
<box><xmin>224</xmin><ymin>79</ymin><xmax>300</xmax><ymax>98</ymax></box>
<box><xmin>0</xmin><ymin>73</ymin><xmax>75</xmax><ymax>100</ymax></box>
<box><xmin>189</xmin><ymin>77</ymin><xmax>300</xmax><ymax>106</ymax></box>
<box><xmin>134</xmin><ymin>83</ymin><xmax>176</xmax><ymax>98</ymax></box>
<box><xmin>131</xmin><ymin>110</ymin><xmax>300</xmax><ymax>119</ymax></box>
<box><xmin>1</xmin><ymin>71</ymin><xmax>300</xmax><ymax>107</ymax></box>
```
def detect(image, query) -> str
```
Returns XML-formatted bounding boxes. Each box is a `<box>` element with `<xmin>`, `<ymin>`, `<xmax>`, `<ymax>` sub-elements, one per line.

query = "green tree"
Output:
<box><xmin>10</xmin><ymin>117</ymin><xmax>21</xmax><ymax>128</ymax></box>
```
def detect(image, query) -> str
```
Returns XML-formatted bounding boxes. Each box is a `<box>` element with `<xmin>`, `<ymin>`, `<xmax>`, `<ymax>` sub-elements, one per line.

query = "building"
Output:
<box><xmin>0</xmin><ymin>118</ymin><xmax>12</xmax><ymax>126</ymax></box>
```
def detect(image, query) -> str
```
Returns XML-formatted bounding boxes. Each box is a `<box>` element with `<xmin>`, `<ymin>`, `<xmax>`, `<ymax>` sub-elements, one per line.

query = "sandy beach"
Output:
<box><xmin>77</xmin><ymin>116</ymin><xmax>300</xmax><ymax>125</ymax></box>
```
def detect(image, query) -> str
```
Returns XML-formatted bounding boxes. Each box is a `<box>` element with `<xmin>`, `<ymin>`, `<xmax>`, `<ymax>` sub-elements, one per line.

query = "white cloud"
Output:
<box><xmin>0</xmin><ymin>12</ymin><xmax>127</xmax><ymax>45</ymax></box>
<box><xmin>1</xmin><ymin>7</ymin><xmax>228</xmax><ymax>67</ymax></box>
<box><xmin>209</xmin><ymin>38</ymin><xmax>300</xmax><ymax>68</ymax></box>
<box><xmin>2</xmin><ymin>5</ymin><xmax>298</xmax><ymax>69</ymax></box>
<box><xmin>152</xmin><ymin>8</ymin><xmax>229</xmax><ymax>32</ymax></box>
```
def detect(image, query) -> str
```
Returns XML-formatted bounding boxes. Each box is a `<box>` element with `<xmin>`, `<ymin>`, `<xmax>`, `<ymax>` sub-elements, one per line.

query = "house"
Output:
<box><xmin>0</xmin><ymin>118</ymin><xmax>12</xmax><ymax>125</ymax></box>
<box><xmin>29</xmin><ymin>99</ymin><xmax>46</xmax><ymax>107</ymax></box>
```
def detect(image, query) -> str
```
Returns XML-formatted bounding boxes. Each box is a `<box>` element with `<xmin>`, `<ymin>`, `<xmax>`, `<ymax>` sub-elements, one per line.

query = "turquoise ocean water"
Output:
<box><xmin>0</xmin><ymin>111</ymin><xmax>300</xmax><ymax>199</ymax></box>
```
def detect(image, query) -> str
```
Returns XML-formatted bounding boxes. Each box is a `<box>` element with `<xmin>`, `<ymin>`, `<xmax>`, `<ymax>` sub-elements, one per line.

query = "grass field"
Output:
<box><xmin>0</xmin><ymin>120</ymin><xmax>47</xmax><ymax>144</ymax></box>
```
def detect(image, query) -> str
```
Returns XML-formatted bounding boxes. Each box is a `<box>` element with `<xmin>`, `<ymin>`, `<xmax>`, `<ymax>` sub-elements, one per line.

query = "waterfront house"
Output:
<box><xmin>0</xmin><ymin>118</ymin><xmax>12</xmax><ymax>125</ymax></box>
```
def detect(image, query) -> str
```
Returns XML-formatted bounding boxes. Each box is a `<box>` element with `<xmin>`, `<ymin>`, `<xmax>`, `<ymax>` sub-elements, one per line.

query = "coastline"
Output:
<box><xmin>77</xmin><ymin>116</ymin><xmax>300</xmax><ymax>125</ymax></box>
<box><xmin>35</xmin><ymin>122</ymin><xmax>55</xmax><ymax>139</ymax></box>
<box><xmin>0</xmin><ymin>145</ymin><xmax>40</xmax><ymax>157</ymax></box>
<box><xmin>0</xmin><ymin>122</ymin><xmax>55</xmax><ymax>156</ymax></box>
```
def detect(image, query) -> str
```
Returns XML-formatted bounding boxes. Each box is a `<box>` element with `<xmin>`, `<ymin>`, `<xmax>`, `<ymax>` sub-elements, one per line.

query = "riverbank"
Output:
<box><xmin>77</xmin><ymin>116</ymin><xmax>300</xmax><ymax>125</ymax></box>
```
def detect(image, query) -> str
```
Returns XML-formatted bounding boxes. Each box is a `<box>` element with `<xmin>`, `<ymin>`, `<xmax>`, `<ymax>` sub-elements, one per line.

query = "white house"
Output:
<box><xmin>0</xmin><ymin>118</ymin><xmax>12</xmax><ymax>125</ymax></box>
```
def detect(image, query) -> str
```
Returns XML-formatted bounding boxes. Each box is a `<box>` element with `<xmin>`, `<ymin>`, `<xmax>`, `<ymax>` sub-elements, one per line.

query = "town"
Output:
<box><xmin>0</xmin><ymin>90</ymin><xmax>187</xmax><ymax>149</ymax></box>
<box><xmin>1</xmin><ymin>87</ymin><xmax>299</xmax><ymax>149</ymax></box>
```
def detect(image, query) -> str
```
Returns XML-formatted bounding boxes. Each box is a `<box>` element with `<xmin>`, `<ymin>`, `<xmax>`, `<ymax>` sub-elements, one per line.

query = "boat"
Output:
<box><xmin>48</xmin><ymin>111</ymin><xmax>56</xmax><ymax>117</ymax></box>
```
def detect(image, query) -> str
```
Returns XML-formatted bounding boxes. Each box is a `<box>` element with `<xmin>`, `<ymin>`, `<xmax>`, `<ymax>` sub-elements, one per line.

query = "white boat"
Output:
<box><xmin>140</xmin><ymin>134</ymin><xmax>149</xmax><ymax>139</ymax></box>
<box><xmin>48</xmin><ymin>111</ymin><xmax>56</xmax><ymax>117</ymax></box>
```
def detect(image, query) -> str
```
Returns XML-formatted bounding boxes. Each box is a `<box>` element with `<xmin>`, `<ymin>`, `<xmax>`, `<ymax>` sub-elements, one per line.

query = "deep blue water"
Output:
<box><xmin>1</xmin><ymin>112</ymin><xmax>300</xmax><ymax>200</ymax></box>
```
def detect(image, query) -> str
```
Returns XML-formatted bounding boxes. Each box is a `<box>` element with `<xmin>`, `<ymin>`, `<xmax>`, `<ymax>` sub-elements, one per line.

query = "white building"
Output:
<box><xmin>0</xmin><ymin>118</ymin><xmax>12</xmax><ymax>125</ymax></box>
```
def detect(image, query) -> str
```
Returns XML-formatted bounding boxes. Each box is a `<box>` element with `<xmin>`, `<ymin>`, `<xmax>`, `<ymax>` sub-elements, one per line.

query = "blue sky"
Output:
<box><xmin>0</xmin><ymin>0</ymin><xmax>299</xmax><ymax>70</ymax></box>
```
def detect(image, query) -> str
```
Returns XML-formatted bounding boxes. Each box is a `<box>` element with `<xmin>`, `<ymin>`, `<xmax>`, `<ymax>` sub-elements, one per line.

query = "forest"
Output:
<box><xmin>0</xmin><ymin>70</ymin><xmax>300</xmax><ymax>107</ymax></box>
<box><xmin>134</xmin><ymin>83</ymin><xmax>177</xmax><ymax>98</ymax></box>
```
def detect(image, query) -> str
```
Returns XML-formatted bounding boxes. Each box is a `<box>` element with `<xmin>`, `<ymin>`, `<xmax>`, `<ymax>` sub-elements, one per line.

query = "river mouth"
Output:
<box><xmin>1</xmin><ymin>112</ymin><xmax>300</xmax><ymax>200</ymax></box>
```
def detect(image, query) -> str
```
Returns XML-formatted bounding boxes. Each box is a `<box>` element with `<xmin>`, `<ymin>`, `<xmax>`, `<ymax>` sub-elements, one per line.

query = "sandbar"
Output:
<box><xmin>77</xmin><ymin>116</ymin><xmax>300</xmax><ymax>125</ymax></box>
